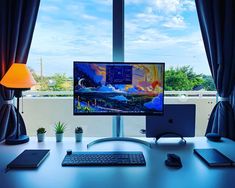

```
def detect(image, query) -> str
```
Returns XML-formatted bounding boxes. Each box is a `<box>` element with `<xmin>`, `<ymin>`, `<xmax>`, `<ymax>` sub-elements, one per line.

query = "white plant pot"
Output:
<box><xmin>56</xmin><ymin>133</ymin><xmax>63</xmax><ymax>142</ymax></box>
<box><xmin>37</xmin><ymin>133</ymin><xmax>45</xmax><ymax>142</ymax></box>
<box><xmin>75</xmin><ymin>133</ymin><xmax>83</xmax><ymax>142</ymax></box>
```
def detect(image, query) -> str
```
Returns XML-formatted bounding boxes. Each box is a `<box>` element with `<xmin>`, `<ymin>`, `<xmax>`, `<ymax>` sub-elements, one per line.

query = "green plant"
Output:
<box><xmin>37</xmin><ymin>127</ymin><xmax>46</xmax><ymax>134</ymax></box>
<box><xmin>54</xmin><ymin>121</ymin><xmax>66</xmax><ymax>134</ymax></box>
<box><xmin>75</xmin><ymin>127</ymin><xmax>83</xmax><ymax>134</ymax></box>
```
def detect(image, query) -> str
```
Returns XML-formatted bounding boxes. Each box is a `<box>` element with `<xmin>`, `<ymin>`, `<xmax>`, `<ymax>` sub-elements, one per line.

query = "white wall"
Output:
<box><xmin>21</xmin><ymin>96</ymin><xmax>216</xmax><ymax>137</ymax></box>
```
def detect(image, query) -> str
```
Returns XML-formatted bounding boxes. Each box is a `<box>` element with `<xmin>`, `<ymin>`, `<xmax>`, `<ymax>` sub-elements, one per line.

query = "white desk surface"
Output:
<box><xmin>0</xmin><ymin>137</ymin><xmax>235</xmax><ymax>188</ymax></box>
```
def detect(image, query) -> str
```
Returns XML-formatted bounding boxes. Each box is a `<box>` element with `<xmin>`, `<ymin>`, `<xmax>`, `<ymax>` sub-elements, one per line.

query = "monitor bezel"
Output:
<box><xmin>73</xmin><ymin>61</ymin><xmax>165</xmax><ymax>116</ymax></box>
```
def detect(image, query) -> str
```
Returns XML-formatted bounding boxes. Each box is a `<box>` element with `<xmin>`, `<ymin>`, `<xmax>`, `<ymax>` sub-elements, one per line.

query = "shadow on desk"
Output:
<box><xmin>152</xmin><ymin>141</ymin><xmax>195</xmax><ymax>152</ymax></box>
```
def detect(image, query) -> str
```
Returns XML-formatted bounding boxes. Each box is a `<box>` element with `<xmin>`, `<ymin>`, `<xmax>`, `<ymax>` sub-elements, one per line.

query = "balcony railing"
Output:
<box><xmin>21</xmin><ymin>91</ymin><xmax>217</xmax><ymax>138</ymax></box>
<box><xmin>23</xmin><ymin>90</ymin><xmax>217</xmax><ymax>97</ymax></box>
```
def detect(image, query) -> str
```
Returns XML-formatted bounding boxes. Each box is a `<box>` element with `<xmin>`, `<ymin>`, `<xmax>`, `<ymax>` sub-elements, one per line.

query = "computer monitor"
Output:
<box><xmin>73</xmin><ymin>62</ymin><xmax>165</xmax><ymax>115</ymax></box>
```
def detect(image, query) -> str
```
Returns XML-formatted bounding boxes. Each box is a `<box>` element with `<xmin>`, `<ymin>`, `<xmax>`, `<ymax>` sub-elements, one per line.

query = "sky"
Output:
<box><xmin>27</xmin><ymin>0</ymin><xmax>210</xmax><ymax>77</ymax></box>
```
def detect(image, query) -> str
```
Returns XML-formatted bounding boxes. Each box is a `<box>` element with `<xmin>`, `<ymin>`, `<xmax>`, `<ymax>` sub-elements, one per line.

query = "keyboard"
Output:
<box><xmin>62</xmin><ymin>151</ymin><xmax>146</xmax><ymax>166</ymax></box>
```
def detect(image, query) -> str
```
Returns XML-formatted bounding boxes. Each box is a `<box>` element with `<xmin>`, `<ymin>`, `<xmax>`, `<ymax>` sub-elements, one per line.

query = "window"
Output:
<box><xmin>28</xmin><ymin>0</ymin><xmax>112</xmax><ymax>78</ymax></box>
<box><xmin>25</xmin><ymin>0</ymin><xmax>215</xmax><ymax>137</ymax></box>
<box><xmin>124</xmin><ymin>0</ymin><xmax>215</xmax><ymax>137</ymax></box>
<box><xmin>125</xmin><ymin>0</ymin><xmax>209</xmax><ymax>76</ymax></box>
<box><xmin>25</xmin><ymin>0</ymin><xmax>113</xmax><ymax>137</ymax></box>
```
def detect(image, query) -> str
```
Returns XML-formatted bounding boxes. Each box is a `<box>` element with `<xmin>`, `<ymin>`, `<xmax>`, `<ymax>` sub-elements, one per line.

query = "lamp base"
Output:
<box><xmin>5</xmin><ymin>135</ymin><xmax>29</xmax><ymax>145</ymax></box>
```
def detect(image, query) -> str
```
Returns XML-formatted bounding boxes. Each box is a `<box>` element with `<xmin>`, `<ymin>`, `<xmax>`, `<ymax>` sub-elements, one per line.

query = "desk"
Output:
<box><xmin>0</xmin><ymin>137</ymin><xmax>235</xmax><ymax>188</ymax></box>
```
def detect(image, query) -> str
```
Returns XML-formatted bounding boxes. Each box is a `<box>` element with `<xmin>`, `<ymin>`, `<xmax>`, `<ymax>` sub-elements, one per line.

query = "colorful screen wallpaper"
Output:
<box><xmin>74</xmin><ymin>62</ymin><xmax>164</xmax><ymax>115</ymax></box>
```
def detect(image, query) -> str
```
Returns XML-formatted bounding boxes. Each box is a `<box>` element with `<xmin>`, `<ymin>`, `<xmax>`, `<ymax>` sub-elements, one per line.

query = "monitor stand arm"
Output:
<box><xmin>155</xmin><ymin>132</ymin><xmax>186</xmax><ymax>144</ymax></box>
<box><xmin>87</xmin><ymin>116</ymin><xmax>151</xmax><ymax>148</ymax></box>
<box><xmin>87</xmin><ymin>137</ymin><xmax>151</xmax><ymax>148</ymax></box>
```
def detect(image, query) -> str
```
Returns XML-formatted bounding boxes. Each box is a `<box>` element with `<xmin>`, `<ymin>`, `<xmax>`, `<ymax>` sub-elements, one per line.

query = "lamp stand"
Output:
<box><xmin>5</xmin><ymin>90</ymin><xmax>29</xmax><ymax>145</ymax></box>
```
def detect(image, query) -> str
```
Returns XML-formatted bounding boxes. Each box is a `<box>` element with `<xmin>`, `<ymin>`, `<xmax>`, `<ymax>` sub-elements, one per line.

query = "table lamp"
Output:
<box><xmin>0</xmin><ymin>63</ymin><xmax>36</xmax><ymax>144</ymax></box>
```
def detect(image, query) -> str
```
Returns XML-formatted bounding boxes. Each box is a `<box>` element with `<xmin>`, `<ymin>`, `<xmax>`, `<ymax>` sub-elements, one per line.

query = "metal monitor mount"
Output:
<box><xmin>154</xmin><ymin>132</ymin><xmax>186</xmax><ymax>144</ymax></box>
<box><xmin>87</xmin><ymin>116</ymin><xmax>151</xmax><ymax>148</ymax></box>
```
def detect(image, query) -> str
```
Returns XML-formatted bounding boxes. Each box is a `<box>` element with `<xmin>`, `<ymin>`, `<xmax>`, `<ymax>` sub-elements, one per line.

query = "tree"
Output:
<box><xmin>29</xmin><ymin>67</ymin><xmax>72</xmax><ymax>91</ymax></box>
<box><xmin>29</xmin><ymin>67</ymin><xmax>40</xmax><ymax>82</ymax></box>
<box><xmin>165</xmin><ymin>66</ymin><xmax>204</xmax><ymax>91</ymax></box>
<box><xmin>29</xmin><ymin>67</ymin><xmax>49</xmax><ymax>91</ymax></box>
<box><xmin>49</xmin><ymin>73</ymin><xmax>72</xmax><ymax>91</ymax></box>
<box><xmin>202</xmin><ymin>75</ymin><xmax>216</xmax><ymax>91</ymax></box>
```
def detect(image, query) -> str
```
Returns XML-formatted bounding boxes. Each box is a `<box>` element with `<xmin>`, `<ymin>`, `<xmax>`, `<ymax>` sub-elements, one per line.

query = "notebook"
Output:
<box><xmin>194</xmin><ymin>148</ymin><xmax>234</xmax><ymax>167</ymax></box>
<box><xmin>7</xmin><ymin>149</ymin><xmax>50</xmax><ymax>169</ymax></box>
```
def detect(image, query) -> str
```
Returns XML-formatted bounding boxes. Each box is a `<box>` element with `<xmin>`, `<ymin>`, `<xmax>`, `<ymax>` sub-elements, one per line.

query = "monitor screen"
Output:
<box><xmin>73</xmin><ymin>62</ymin><xmax>164</xmax><ymax>115</ymax></box>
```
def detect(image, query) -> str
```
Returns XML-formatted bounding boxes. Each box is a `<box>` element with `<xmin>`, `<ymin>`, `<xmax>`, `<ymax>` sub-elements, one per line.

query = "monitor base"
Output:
<box><xmin>87</xmin><ymin>137</ymin><xmax>151</xmax><ymax>148</ymax></box>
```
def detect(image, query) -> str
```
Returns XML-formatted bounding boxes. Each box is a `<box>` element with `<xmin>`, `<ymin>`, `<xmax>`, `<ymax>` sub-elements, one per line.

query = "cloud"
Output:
<box><xmin>126</xmin><ymin>26</ymin><xmax>205</xmax><ymax>55</ymax></box>
<box><xmin>181</xmin><ymin>0</ymin><xmax>195</xmax><ymax>11</ymax></box>
<box><xmin>135</xmin><ymin>7</ymin><xmax>163</xmax><ymax>24</ymax></box>
<box><xmin>28</xmin><ymin>0</ymin><xmax>209</xmax><ymax>76</ymax></box>
<box><xmin>126</xmin><ymin>0</ymin><xmax>208</xmax><ymax>75</ymax></box>
<box><xmin>64</xmin><ymin>3</ymin><xmax>101</xmax><ymax>20</ymax></box>
<box><xmin>125</xmin><ymin>30</ymin><xmax>209</xmax><ymax>74</ymax></box>
<box><xmin>28</xmin><ymin>1</ymin><xmax>112</xmax><ymax>76</ymax></box>
<box><xmin>134</xmin><ymin>33</ymin><xmax>170</xmax><ymax>47</ymax></box>
<box><xmin>125</xmin><ymin>0</ymin><xmax>146</xmax><ymax>5</ymax></box>
<box><xmin>40</xmin><ymin>5</ymin><xmax>59</xmax><ymax>13</ymax></box>
<box><xmin>98</xmin><ymin>85</ymin><xmax>119</xmax><ymax>92</ymax></box>
<box><xmin>126</xmin><ymin>1</ymin><xmax>190</xmax><ymax>29</ymax></box>
<box><xmin>94</xmin><ymin>0</ymin><xmax>112</xmax><ymax>6</ymax></box>
<box><xmin>155</xmin><ymin>0</ymin><xmax>181</xmax><ymax>13</ymax></box>
<box><xmin>155</xmin><ymin>0</ymin><xmax>195</xmax><ymax>13</ymax></box>
<box><xmin>163</xmin><ymin>15</ymin><xmax>186</xmax><ymax>28</ymax></box>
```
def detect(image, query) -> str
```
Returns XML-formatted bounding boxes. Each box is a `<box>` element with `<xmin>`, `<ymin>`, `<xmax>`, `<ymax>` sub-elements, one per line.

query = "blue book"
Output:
<box><xmin>194</xmin><ymin>148</ymin><xmax>233</xmax><ymax>167</ymax></box>
<box><xmin>7</xmin><ymin>149</ymin><xmax>50</xmax><ymax>169</ymax></box>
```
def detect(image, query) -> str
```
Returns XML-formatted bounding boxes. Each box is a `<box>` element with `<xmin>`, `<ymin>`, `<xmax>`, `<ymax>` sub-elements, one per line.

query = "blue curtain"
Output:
<box><xmin>0</xmin><ymin>0</ymin><xmax>40</xmax><ymax>141</ymax></box>
<box><xmin>195</xmin><ymin>0</ymin><xmax>235</xmax><ymax>139</ymax></box>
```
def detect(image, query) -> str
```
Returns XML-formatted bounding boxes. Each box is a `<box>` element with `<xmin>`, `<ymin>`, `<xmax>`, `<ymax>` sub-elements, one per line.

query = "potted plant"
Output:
<box><xmin>37</xmin><ymin>127</ymin><xmax>46</xmax><ymax>142</ymax></box>
<box><xmin>75</xmin><ymin>127</ymin><xmax>83</xmax><ymax>142</ymax></box>
<box><xmin>54</xmin><ymin>121</ymin><xmax>66</xmax><ymax>142</ymax></box>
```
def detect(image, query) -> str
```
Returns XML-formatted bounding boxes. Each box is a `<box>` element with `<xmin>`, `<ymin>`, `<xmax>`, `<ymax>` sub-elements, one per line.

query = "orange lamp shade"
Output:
<box><xmin>0</xmin><ymin>63</ymin><xmax>36</xmax><ymax>89</ymax></box>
